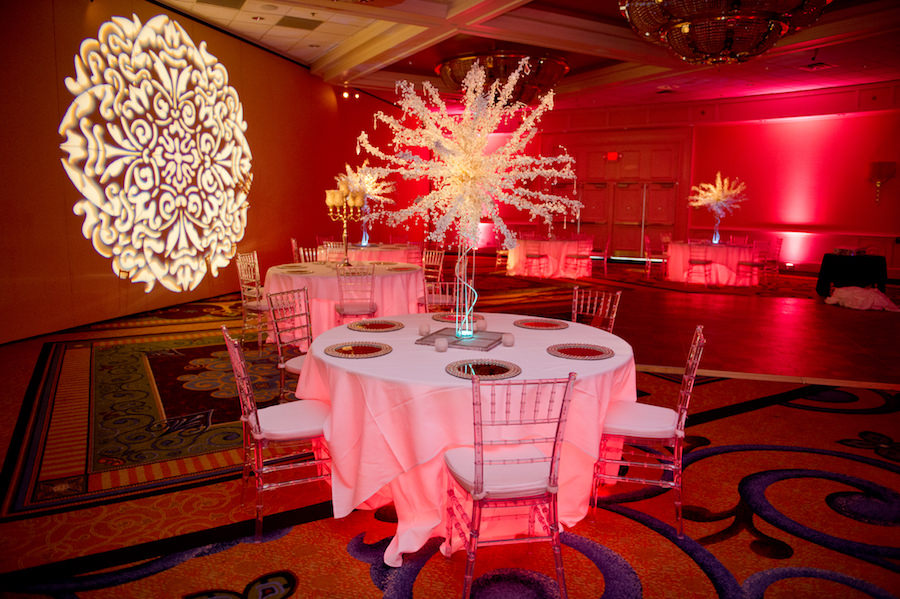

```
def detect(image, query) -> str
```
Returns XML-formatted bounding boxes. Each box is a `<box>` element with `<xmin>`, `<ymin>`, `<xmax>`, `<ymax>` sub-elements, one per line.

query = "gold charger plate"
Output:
<box><xmin>513</xmin><ymin>318</ymin><xmax>569</xmax><ymax>330</ymax></box>
<box><xmin>280</xmin><ymin>265</ymin><xmax>313</xmax><ymax>273</ymax></box>
<box><xmin>547</xmin><ymin>343</ymin><xmax>614</xmax><ymax>360</ymax></box>
<box><xmin>446</xmin><ymin>359</ymin><xmax>521</xmax><ymax>380</ymax></box>
<box><xmin>347</xmin><ymin>319</ymin><xmax>404</xmax><ymax>332</ymax></box>
<box><xmin>324</xmin><ymin>342</ymin><xmax>392</xmax><ymax>359</ymax></box>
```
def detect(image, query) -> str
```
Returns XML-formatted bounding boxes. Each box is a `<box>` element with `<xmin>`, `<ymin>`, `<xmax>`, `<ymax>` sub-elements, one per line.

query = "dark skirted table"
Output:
<box><xmin>815</xmin><ymin>253</ymin><xmax>888</xmax><ymax>297</ymax></box>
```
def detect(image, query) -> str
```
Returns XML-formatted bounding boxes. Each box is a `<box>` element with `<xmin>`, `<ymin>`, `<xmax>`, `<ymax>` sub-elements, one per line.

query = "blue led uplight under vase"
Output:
<box><xmin>454</xmin><ymin>246</ymin><xmax>478</xmax><ymax>338</ymax></box>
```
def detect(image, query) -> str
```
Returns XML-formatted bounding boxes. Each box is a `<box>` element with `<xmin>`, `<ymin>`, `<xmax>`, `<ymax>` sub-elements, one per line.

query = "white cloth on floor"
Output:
<box><xmin>825</xmin><ymin>286</ymin><xmax>900</xmax><ymax>311</ymax></box>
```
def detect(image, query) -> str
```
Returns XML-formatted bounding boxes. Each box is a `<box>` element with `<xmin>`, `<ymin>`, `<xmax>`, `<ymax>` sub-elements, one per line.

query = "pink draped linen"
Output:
<box><xmin>264</xmin><ymin>262</ymin><xmax>423</xmax><ymax>338</ymax></box>
<box><xmin>295</xmin><ymin>312</ymin><xmax>637</xmax><ymax>566</ymax></box>
<box><xmin>666</xmin><ymin>241</ymin><xmax>758</xmax><ymax>286</ymax></box>
<box><xmin>317</xmin><ymin>243</ymin><xmax>413</xmax><ymax>264</ymax></box>
<box><xmin>506</xmin><ymin>239</ymin><xmax>591</xmax><ymax>279</ymax></box>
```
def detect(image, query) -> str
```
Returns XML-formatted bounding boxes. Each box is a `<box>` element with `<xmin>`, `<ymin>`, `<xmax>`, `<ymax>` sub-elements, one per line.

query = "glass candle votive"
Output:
<box><xmin>434</xmin><ymin>337</ymin><xmax>449</xmax><ymax>352</ymax></box>
<box><xmin>418</xmin><ymin>323</ymin><xmax>430</xmax><ymax>336</ymax></box>
<box><xmin>501</xmin><ymin>333</ymin><xmax>515</xmax><ymax>347</ymax></box>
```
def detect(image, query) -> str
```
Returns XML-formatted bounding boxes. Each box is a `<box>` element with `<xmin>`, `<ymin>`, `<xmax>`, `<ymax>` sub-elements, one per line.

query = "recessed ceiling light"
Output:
<box><xmin>261</xmin><ymin>3</ymin><xmax>278</xmax><ymax>10</ymax></box>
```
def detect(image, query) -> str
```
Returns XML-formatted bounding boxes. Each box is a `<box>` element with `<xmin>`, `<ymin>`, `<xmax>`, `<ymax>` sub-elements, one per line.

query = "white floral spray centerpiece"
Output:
<box><xmin>356</xmin><ymin>57</ymin><xmax>579</xmax><ymax>336</ymax></box>
<box><xmin>688</xmin><ymin>172</ymin><xmax>747</xmax><ymax>244</ymax></box>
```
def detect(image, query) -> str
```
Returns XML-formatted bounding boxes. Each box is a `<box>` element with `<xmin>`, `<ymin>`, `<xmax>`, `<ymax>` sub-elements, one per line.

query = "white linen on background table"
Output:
<box><xmin>295</xmin><ymin>312</ymin><xmax>637</xmax><ymax>566</ymax></box>
<box><xmin>665</xmin><ymin>241</ymin><xmax>758</xmax><ymax>286</ymax></box>
<box><xmin>264</xmin><ymin>262</ymin><xmax>423</xmax><ymax>338</ymax></box>
<box><xmin>317</xmin><ymin>243</ymin><xmax>412</xmax><ymax>264</ymax></box>
<box><xmin>506</xmin><ymin>239</ymin><xmax>590</xmax><ymax>278</ymax></box>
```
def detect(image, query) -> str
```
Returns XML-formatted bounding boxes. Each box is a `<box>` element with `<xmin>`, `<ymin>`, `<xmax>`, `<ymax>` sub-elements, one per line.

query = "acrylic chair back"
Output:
<box><xmin>675</xmin><ymin>324</ymin><xmax>706</xmax><ymax>433</ymax></box>
<box><xmin>423</xmin><ymin>280</ymin><xmax>457</xmax><ymax>313</ymax></box>
<box><xmin>323</xmin><ymin>240</ymin><xmax>344</xmax><ymax>263</ymax></box>
<box><xmin>470</xmin><ymin>373</ymin><xmax>577</xmax><ymax>500</ymax></box>
<box><xmin>236</xmin><ymin>251</ymin><xmax>262</xmax><ymax>296</ymax></box>
<box><xmin>298</xmin><ymin>246</ymin><xmax>318</xmax><ymax>262</ymax></box>
<box><xmin>336</xmin><ymin>264</ymin><xmax>377</xmax><ymax>316</ymax></box>
<box><xmin>267</xmin><ymin>288</ymin><xmax>312</xmax><ymax>350</ymax></box>
<box><xmin>571</xmin><ymin>286</ymin><xmax>621</xmax><ymax>332</ymax></box>
<box><xmin>221</xmin><ymin>325</ymin><xmax>262</xmax><ymax>436</ymax></box>
<box><xmin>404</xmin><ymin>242</ymin><xmax>423</xmax><ymax>265</ymax></box>
<box><xmin>290</xmin><ymin>237</ymin><xmax>301</xmax><ymax>263</ymax></box>
<box><xmin>235</xmin><ymin>250</ymin><xmax>267</xmax><ymax>350</ymax></box>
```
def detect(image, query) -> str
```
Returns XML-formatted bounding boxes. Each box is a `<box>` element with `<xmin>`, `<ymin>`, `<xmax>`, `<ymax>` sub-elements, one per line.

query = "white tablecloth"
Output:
<box><xmin>506</xmin><ymin>239</ymin><xmax>591</xmax><ymax>279</ymax></box>
<box><xmin>318</xmin><ymin>243</ymin><xmax>414</xmax><ymax>264</ymax></box>
<box><xmin>666</xmin><ymin>241</ymin><xmax>758</xmax><ymax>286</ymax></box>
<box><xmin>295</xmin><ymin>312</ymin><xmax>636</xmax><ymax>566</ymax></box>
<box><xmin>264</xmin><ymin>262</ymin><xmax>423</xmax><ymax>338</ymax></box>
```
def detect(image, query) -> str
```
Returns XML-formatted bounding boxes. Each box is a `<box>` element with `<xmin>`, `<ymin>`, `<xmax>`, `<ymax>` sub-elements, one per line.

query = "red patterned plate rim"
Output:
<box><xmin>445</xmin><ymin>359</ymin><xmax>521</xmax><ymax>380</ymax></box>
<box><xmin>347</xmin><ymin>320</ymin><xmax>404</xmax><ymax>332</ymax></box>
<box><xmin>324</xmin><ymin>342</ymin><xmax>392</xmax><ymax>359</ymax></box>
<box><xmin>370</xmin><ymin>261</ymin><xmax>398</xmax><ymax>265</ymax></box>
<box><xmin>513</xmin><ymin>318</ymin><xmax>568</xmax><ymax>330</ymax></box>
<box><xmin>387</xmin><ymin>266</ymin><xmax>418</xmax><ymax>271</ymax></box>
<box><xmin>547</xmin><ymin>343</ymin><xmax>614</xmax><ymax>360</ymax></box>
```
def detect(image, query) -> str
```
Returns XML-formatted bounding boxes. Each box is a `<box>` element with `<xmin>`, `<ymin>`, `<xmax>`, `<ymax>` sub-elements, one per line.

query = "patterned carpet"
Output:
<box><xmin>0</xmin><ymin>329</ymin><xmax>287</xmax><ymax>519</ymax></box>
<box><xmin>1</xmin><ymin>372</ymin><xmax>897</xmax><ymax>598</ymax></box>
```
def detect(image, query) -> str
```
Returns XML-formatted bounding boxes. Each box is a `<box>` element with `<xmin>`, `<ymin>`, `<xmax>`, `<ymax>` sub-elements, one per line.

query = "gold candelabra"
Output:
<box><xmin>325</xmin><ymin>182</ymin><xmax>365</xmax><ymax>265</ymax></box>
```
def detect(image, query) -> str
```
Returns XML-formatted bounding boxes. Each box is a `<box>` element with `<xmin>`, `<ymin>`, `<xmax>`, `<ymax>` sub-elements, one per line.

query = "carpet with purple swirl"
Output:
<box><xmin>1</xmin><ymin>372</ymin><xmax>897</xmax><ymax>598</ymax></box>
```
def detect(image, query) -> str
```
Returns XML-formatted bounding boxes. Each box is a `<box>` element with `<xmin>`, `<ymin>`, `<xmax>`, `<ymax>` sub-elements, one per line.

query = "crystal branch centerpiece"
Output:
<box><xmin>357</xmin><ymin>58</ymin><xmax>579</xmax><ymax>337</ymax></box>
<box><xmin>688</xmin><ymin>172</ymin><xmax>747</xmax><ymax>244</ymax></box>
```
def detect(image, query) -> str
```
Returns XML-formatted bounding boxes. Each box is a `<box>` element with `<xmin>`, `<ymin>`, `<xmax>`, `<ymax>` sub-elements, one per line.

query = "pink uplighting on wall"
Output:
<box><xmin>779</xmin><ymin>231</ymin><xmax>816</xmax><ymax>266</ymax></box>
<box><xmin>693</xmin><ymin>110</ymin><xmax>900</xmax><ymax>270</ymax></box>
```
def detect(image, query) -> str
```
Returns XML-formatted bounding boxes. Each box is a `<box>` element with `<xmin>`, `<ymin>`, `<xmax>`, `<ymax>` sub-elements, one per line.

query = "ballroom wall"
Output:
<box><xmin>690</xmin><ymin>112</ymin><xmax>900</xmax><ymax>268</ymax></box>
<box><xmin>0</xmin><ymin>0</ymin><xmax>395</xmax><ymax>344</ymax></box>
<box><xmin>545</xmin><ymin>85</ymin><xmax>900</xmax><ymax>273</ymax></box>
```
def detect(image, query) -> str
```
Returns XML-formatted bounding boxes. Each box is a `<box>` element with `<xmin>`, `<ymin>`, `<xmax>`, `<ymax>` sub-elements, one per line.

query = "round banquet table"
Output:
<box><xmin>317</xmin><ymin>243</ymin><xmax>413</xmax><ymax>264</ymax></box>
<box><xmin>666</xmin><ymin>241</ymin><xmax>758</xmax><ymax>286</ymax></box>
<box><xmin>295</xmin><ymin>311</ymin><xmax>637</xmax><ymax>566</ymax></box>
<box><xmin>264</xmin><ymin>262</ymin><xmax>423</xmax><ymax>338</ymax></box>
<box><xmin>506</xmin><ymin>238</ymin><xmax>591</xmax><ymax>279</ymax></box>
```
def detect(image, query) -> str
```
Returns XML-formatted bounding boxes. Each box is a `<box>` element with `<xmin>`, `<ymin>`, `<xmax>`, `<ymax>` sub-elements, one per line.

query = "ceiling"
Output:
<box><xmin>152</xmin><ymin>0</ymin><xmax>900</xmax><ymax>110</ymax></box>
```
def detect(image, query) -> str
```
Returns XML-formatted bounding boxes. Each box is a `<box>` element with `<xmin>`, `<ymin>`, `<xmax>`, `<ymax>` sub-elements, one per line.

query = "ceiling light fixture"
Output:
<box><xmin>435</xmin><ymin>53</ymin><xmax>569</xmax><ymax>105</ymax></box>
<box><xmin>619</xmin><ymin>0</ymin><xmax>833</xmax><ymax>64</ymax></box>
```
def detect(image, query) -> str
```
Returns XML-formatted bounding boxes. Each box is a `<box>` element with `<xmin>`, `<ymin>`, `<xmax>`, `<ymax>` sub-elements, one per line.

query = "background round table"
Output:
<box><xmin>264</xmin><ymin>262</ymin><xmax>423</xmax><ymax>338</ymax></box>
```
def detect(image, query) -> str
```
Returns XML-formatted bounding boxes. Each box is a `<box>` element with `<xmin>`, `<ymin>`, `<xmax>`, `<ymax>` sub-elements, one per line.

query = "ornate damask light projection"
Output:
<box><xmin>59</xmin><ymin>14</ymin><xmax>253</xmax><ymax>292</ymax></box>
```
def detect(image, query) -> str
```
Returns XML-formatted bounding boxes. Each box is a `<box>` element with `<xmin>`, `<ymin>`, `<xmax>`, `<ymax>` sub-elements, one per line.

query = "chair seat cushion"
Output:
<box><xmin>443</xmin><ymin>445</ymin><xmax>551</xmax><ymax>499</ymax></box>
<box><xmin>602</xmin><ymin>400</ymin><xmax>677</xmax><ymax>438</ymax></box>
<box><xmin>285</xmin><ymin>354</ymin><xmax>306</xmax><ymax>374</ymax></box>
<box><xmin>335</xmin><ymin>302</ymin><xmax>377</xmax><ymax>316</ymax></box>
<box><xmin>255</xmin><ymin>399</ymin><xmax>328</xmax><ymax>441</ymax></box>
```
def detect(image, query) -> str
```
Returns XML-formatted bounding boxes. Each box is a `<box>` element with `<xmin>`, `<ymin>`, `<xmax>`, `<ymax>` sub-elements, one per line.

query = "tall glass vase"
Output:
<box><xmin>454</xmin><ymin>245</ymin><xmax>478</xmax><ymax>337</ymax></box>
<box><xmin>712</xmin><ymin>215</ymin><xmax>721</xmax><ymax>244</ymax></box>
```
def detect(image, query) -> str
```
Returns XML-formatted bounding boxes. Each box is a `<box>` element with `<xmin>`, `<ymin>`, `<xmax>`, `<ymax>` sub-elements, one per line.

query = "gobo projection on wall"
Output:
<box><xmin>59</xmin><ymin>14</ymin><xmax>253</xmax><ymax>293</ymax></box>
